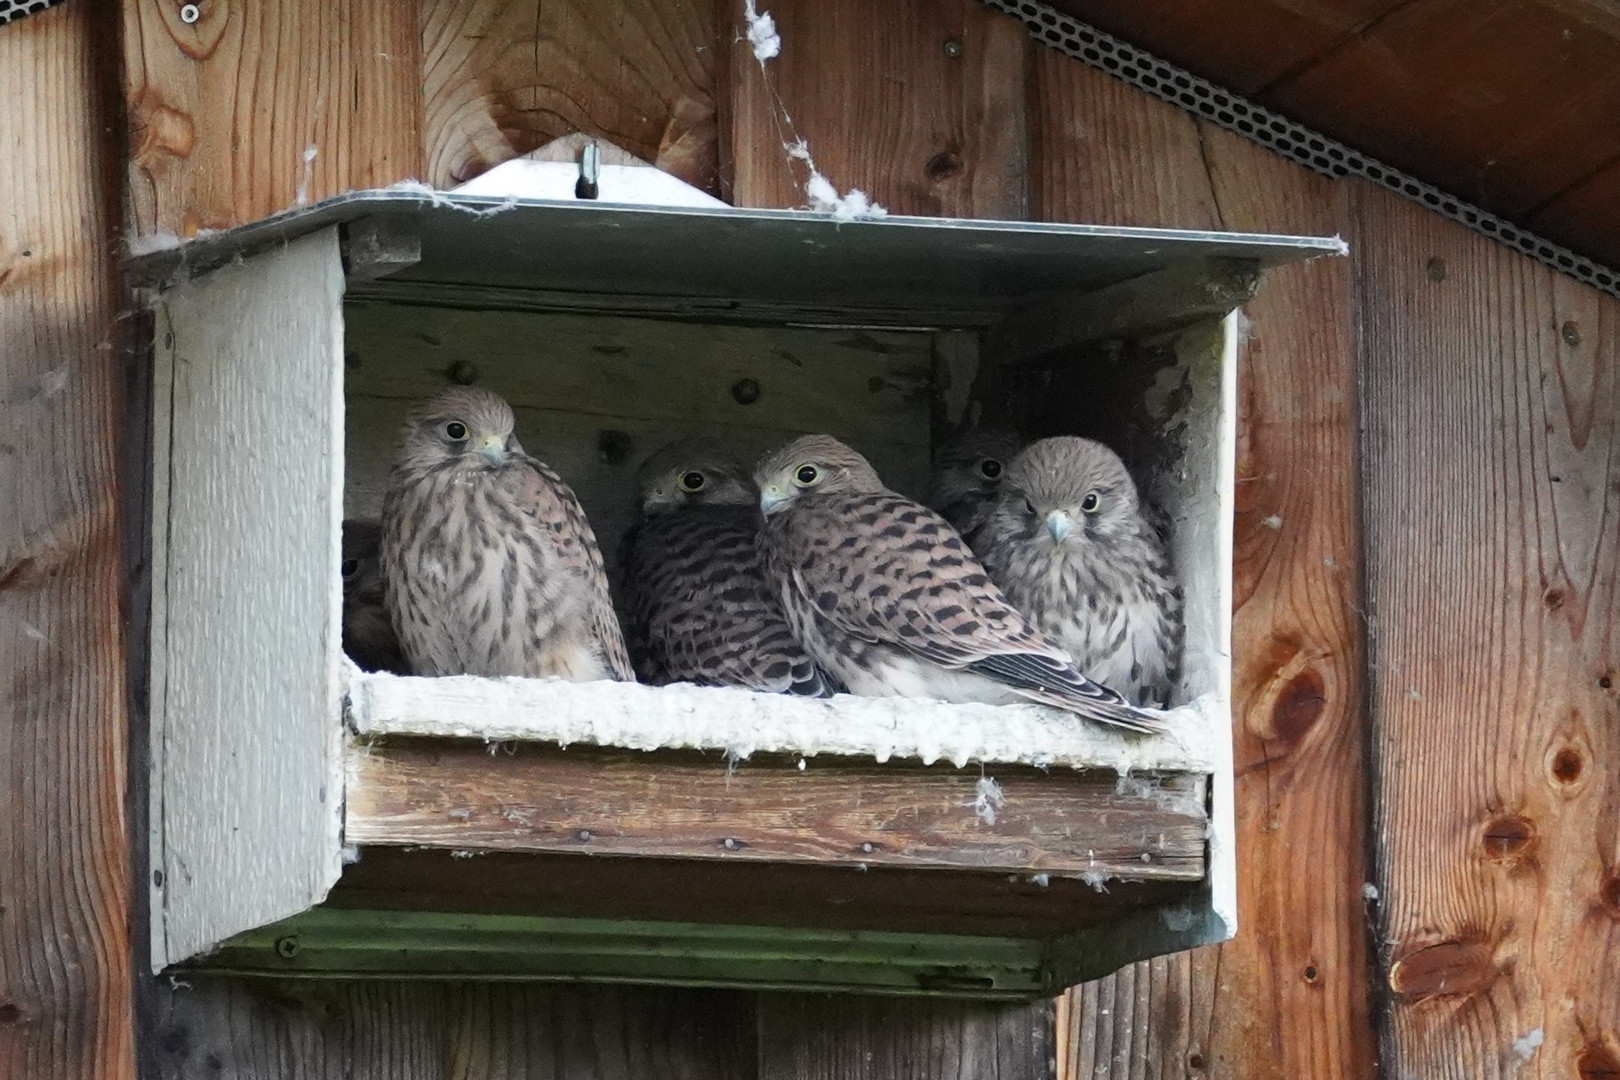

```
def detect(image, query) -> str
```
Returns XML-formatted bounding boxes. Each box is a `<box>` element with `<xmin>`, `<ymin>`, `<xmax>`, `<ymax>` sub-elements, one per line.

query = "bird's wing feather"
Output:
<box><xmin>514</xmin><ymin>455</ymin><xmax>635</xmax><ymax>680</ymax></box>
<box><xmin>776</xmin><ymin>492</ymin><xmax>1161</xmax><ymax>730</ymax></box>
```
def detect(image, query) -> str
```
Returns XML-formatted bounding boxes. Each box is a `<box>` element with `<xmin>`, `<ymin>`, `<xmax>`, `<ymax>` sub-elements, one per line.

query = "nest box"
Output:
<box><xmin>129</xmin><ymin>179</ymin><xmax>1341</xmax><ymax>998</ymax></box>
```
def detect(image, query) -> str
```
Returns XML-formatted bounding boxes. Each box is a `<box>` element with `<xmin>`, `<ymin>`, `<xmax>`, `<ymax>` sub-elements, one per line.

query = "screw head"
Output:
<box><xmin>447</xmin><ymin>359</ymin><xmax>479</xmax><ymax>385</ymax></box>
<box><xmin>943</xmin><ymin>38</ymin><xmax>962</xmax><ymax>58</ymax></box>
<box><xmin>1561</xmin><ymin>321</ymin><xmax>1581</xmax><ymax>347</ymax></box>
<box><xmin>730</xmin><ymin>378</ymin><xmax>761</xmax><ymax>406</ymax></box>
<box><xmin>274</xmin><ymin>936</ymin><xmax>300</xmax><ymax>959</ymax></box>
<box><xmin>179</xmin><ymin>3</ymin><xmax>200</xmax><ymax>23</ymax></box>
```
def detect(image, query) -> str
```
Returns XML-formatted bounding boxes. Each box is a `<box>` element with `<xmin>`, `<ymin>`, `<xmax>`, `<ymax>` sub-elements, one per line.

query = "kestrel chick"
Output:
<box><xmin>380</xmin><ymin>385</ymin><xmax>633</xmax><ymax>681</ymax></box>
<box><xmin>341</xmin><ymin>519</ymin><xmax>407</xmax><ymax>674</ymax></box>
<box><xmin>619</xmin><ymin>439</ymin><xmax>839</xmax><ymax>695</ymax></box>
<box><xmin>976</xmin><ymin>437</ymin><xmax>1181</xmax><ymax>706</ymax></box>
<box><xmin>754</xmin><ymin>434</ymin><xmax>1163</xmax><ymax>731</ymax></box>
<box><xmin>926</xmin><ymin>429</ymin><xmax>1023</xmax><ymax>546</ymax></box>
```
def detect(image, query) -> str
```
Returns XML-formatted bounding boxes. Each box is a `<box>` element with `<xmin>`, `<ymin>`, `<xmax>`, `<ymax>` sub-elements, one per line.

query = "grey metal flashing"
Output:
<box><xmin>984</xmin><ymin>0</ymin><xmax>1620</xmax><ymax>300</ymax></box>
<box><xmin>124</xmin><ymin>191</ymin><xmax>1342</xmax><ymax>327</ymax></box>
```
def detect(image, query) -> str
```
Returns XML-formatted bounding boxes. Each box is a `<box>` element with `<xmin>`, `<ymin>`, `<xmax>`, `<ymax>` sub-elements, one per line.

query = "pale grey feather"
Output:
<box><xmin>380</xmin><ymin>385</ymin><xmax>633</xmax><ymax>681</ymax></box>
<box><xmin>975</xmin><ymin>436</ymin><xmax>1182</xmax><ymax>707</ymax></box>
<box><xmin>755</xmin><ymin>434</ymin><xmax>1164</xmax><ymax>732</ymax></box>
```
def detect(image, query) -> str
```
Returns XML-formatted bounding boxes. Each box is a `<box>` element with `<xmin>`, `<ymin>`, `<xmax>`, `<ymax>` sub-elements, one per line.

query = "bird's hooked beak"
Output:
<box><xmin>759</xmin><ymin>485</ymin><xmax>790</xmax><ymax>515</ymax></box>
<box><xmin>1045</xmin><ymin>509</ymin><xmax>1074</xmax><ymax>542</ymax></box>
<box><xmin>474</xmin><ymin>434</ymin><xmax>506</xmax><ymax>467</ymax></box>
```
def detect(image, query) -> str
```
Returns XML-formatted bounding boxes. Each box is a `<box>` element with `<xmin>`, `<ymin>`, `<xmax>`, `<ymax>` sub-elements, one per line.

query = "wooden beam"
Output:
<box><xmin>420</xmin><ymin>0</ymin><xmax>721</xmax><ymax>193</ymax></box>
<box><xmin>1356</xmin><ymin>179</ymin><xmax>1620</xmax><ymax>1080</ymax></box>
<box><xmin>0</xmin><ymin>6</ymin><xmax>134</xmax><ymax>1079</ymax></box>
<box><xmin>1031</xmin><ymin>52</ymin><xmax>1376</xmax><ymax>1080</ymax></box>
<box><xmin>346</xmin><ymin>742</ymin><xmax>1207</xmax><ymax>881</ymax></box>
<box><xmin>122</xmin><ymin>0</ymin><xmax>423</xmax><ymax>236</ymax></box>
<box><xmin>328</xmin><ymin>848</ymin><xmax>1201</xmax><ymax>940</ymax></box>
<box><xmin>726</xmin><ymin>0</ymin><xmax>1031</xmax><ymax>216</ymax></box>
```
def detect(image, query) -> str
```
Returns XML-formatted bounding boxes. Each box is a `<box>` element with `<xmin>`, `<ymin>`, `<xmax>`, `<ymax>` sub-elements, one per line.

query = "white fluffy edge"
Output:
<box><xmin>347</xmin><ymin>671</ymin><xmax>1225</xmax><ymax>775</ymax></box>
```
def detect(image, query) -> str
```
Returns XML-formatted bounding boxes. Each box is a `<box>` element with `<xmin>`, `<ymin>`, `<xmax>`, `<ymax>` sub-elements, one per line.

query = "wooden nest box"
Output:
<box><xmin>130</xmin><ymin>189</ymin><xmax>1341</xmax><ymax>999</ymax></box>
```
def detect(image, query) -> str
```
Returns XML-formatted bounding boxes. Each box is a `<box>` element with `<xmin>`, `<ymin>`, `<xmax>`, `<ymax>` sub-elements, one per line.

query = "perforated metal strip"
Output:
<box><xmin>0</xmin><ymin>0</ymin><xmax>64</xmax><ymax>24</ymax></box>
<box><xmin>983</xmin><ymin>0</ymin><xmax>1620</xmax><ymax>298</ymax></box>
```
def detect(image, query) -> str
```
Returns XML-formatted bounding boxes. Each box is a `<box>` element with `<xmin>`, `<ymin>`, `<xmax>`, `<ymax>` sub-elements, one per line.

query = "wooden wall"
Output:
<box><xmin>85</xmin><ymin>0</ymin><xmax>1620</xmax><ymax>1078</ymax></box>
<box><xmin>1</xmin><ymin>5</ymin><xmax>133</xmax><ymax>1080</ymax></box>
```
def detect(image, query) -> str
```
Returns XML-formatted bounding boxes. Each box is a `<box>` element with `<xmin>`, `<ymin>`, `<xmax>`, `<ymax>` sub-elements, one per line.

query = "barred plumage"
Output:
<box><xmin>341</xmin><ymin>519</ymin><xmax>407</xmax><ymax>674</ymax></box>
<box><xmin>975</xmin><ymin>437</ymin><xmax>1182</xmax><ymax>707</ymax></box>
<box><xmin>755</xmin><ymin>434</ymin><xmax>1164</xmax><ymax>732</ymax></box>
<box><xmin>619</xmin><ymin>440</ymin><xmax>839</xmax><ymax>695</ymax></box>
<box><xmin>380</xmin><ymin>386</ymin><xmax>633</xmax><ymax>681</ymax></box>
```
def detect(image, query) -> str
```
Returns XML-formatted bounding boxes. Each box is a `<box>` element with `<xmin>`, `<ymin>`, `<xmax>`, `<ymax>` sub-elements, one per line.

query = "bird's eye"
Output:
<box><xmin>979</xmin><ymin>458</ymin><xmax>1003</xmax><ymax>480</ymax></box>
<box><xmin>794</xmin><ymin>464</ymin><xmax>821</xmax><ymax>486</ymax></box>
<box><xmin>444</xmin><ymin>420</ymin><xmax>468</xmax><ymax>441</ymax></box>
<box><xmin>1080</xmin><ymin>491</ymin><xmax>1101</xmax><ymax>513</ymax></box>
<box><xmin>1023</xmin><ymin>497</ymin><xmax>1037</xmax><ymax>515</ymax></box>
<box><xmin>340</xmin><ymin>558</ymin><xmax>359</xmax><ymax>580</ymax></box>
<box><xmin>679</xmin><ymin>470</ymin><xmax>706</xmax><ymax>492</ymax></box>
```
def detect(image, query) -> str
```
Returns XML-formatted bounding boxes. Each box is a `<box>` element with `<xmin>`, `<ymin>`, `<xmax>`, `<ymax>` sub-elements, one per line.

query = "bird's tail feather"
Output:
<box><xmin>968</xmin><ymin>652</ymin><xmax>1169</xmax><ymax>733</ymax></box>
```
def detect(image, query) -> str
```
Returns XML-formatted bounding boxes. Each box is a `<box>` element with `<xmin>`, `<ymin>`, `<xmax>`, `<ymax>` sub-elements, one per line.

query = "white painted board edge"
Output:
<box><xmin>150</xmin><ymin>228</ymin><xmax>347</xmax><ymax>969</ymax></box>
<box><xmin>348</xmin><ymin>673</ymin><xmax>1226</xmax><ymax>776</ymax></box>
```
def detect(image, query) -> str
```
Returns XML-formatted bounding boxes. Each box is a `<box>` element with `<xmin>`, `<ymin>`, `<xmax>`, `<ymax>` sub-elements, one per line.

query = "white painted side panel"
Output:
<box><xmin>150</xmin><ymin>229</ymin><xmax>346</xmax><ymax>968</ymax></box>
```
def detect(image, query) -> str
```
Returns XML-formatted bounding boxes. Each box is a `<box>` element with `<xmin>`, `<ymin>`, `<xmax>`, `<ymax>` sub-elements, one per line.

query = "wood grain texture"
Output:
<box><xmin>1526</xmin><ymin>156</ymin><xmax>1620</xmax><ymax>271</ymax></box>
<box><xmin>1262</xmin><ymin>0</ymin><xmax>1620</xmax><ymax>218</ymax></box>
<box><xmin>1032</xmin><ymin>58</ymin><xmax>1376</xmax><ymax>1080</ymax></box>
<box><xmin>726</xmin><ymin>0</ymin><xmax>1029</xmax><ymax>216</ymax></box>
<box><xmin>122</xmin><ymin>0</ymin><xmax>422</xmax><ymax>236</ymax></box>
<box><xmin>151</xmin><ymin>230</ymin><xmax>346</xmax><ymax>968</ymax></box>
<box><xmin>1355</xmin><ymin>179</ymin><xmax>1620</xmax><ymax>1080</ymax></box>
<box><xmin>347</xmin><ymin>742</ymin><xmax>1207</xmax><ymax>879</ymax></box>
<box><xmin>0</xmin><ymin>5</ymin><xmax>134</xmax><ymax>1079</ymax></box>
<box><xmin>146</xmin><ymin>979</ymin><xmax>757</xmax><ymax>1080</ymax></box>
<box><xmin>331</xmin><ymin>848</ymin><xmax>1200</xmax><ymax>939</ymax></box>
<box><xmin>758</xmin><ymin>995</ymin><xmax>1056</xmax><ymax>1080</ymax></box>
<box><xmin>421</xmin><ymin>0</ymin><xmax>720</xmax><ymax>191</ymax></box>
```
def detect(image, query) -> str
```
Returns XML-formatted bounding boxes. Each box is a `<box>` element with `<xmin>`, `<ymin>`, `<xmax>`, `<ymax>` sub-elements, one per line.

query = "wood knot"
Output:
<box><xmin>1388</xmin><ymin>940</ymin><xmax>1498</xmax><ymax>1001</ymax></box>
<box><xmin>1544</xmin><ymin>587</ymin><xmax>1566</xmax><ymax>610</ymax></box>
<box><xmin>1579</xmin><ymin>1044</ymin><xmax>1620</xmax><ymax>1080</ymax></box>
<box><xmin>0</xmin><ymin>1002</ymin><xmax>21</xmax><ymax>1025</ymax></box>
<box><xmin>1270</xmin><ymin>668</ymin><xmax>1327</xmax><ymax>741</ymax></box>
<box><xmin>1552</xmin><ymin>747</ymin><xmax>1584</xmax><ymax>785</ymax></box>
<box><xmin>1426</xmin><ymin>257</ymin><xmax>1447</xmax><ymax>281</ymax></box>
<box><xmin>1599</xmin><ymin>873</ymin><xmax>1620</xmax><ymax>919</ymax></box>
<box><xmin>925</xmin><ymin>150</ymin><xmax>963</xmax><ymax>182</ymax></box>
<box><xmin>1599</xmin><ymin>672</ymin><xmax>1614</xmax><ymax>691</ymax></box>
<box><xmin>1481</xmin><ymin>814</ymin><xmax>1536</xmax><ymax>859</ymax></box>
<box><xmin>1302</xmin><ymin>964</ymin><xmax>1319</xmax><ymax>984</ymax></box>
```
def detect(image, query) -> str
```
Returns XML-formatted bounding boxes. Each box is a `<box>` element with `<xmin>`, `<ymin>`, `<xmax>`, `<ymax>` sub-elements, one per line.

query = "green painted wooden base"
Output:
<box><xmin>193</xmin><ymin>908</ymin><xmax>1057</xmax><ymax>999</ymax></box>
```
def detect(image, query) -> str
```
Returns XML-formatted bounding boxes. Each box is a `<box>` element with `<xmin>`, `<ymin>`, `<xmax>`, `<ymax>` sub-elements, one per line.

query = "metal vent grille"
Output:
<box><xmin>984</xmin><ymin>0</ymin><xmax>1620</xmax><ymax>299</ymax></box>
<box><xmin>0</xmin><ymin>0</ymin><xmax>64</xmax><ymax>24</ymax></box>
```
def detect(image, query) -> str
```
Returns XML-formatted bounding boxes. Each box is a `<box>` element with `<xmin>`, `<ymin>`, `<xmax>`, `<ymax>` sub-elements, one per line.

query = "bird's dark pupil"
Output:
<box><xmin>446</xmin><ymin>421</ymin><xmax>467</xmax><ymax>440</ymax></box>
<box><xmin>1082</xmin><ymin>494</ymin><xmax>1098</xmax><ymax>510</ymax></box>
<box><xmin>682</xmin><ymin>471</ymin><xmax>705</xmax><ymax>490</ymax></box>
<box><xmin>797</xmin><ymin>465</ymin><xmax>818</xmax><ymax>484</ymax></box>
<box><xmin>980</xmin><ymin>459</ymin><xmax>1002</xmax><ymax>479</ymax></box>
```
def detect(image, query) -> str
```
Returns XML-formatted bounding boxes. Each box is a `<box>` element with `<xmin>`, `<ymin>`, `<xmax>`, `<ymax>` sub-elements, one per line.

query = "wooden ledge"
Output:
<box><xmin>344</xmin><ymin>741</ymin><xmax>1208</xmax><ymax>881</ymax></box>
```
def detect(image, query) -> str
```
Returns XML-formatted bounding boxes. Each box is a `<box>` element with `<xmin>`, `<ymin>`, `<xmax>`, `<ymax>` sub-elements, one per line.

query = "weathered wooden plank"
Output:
<box><xmin>329</xmin><ymin>848</ymin><xmax>1200</xmax><ymax>939</ymax></box>
<box><xmin>151</xmin><ymin>230</ymin><xmax>347</xmax><ymax>968</ymax></box>
<box><xmin>146</xmin><ymin>980</ymin><xmax>758</xmax><ymax>1080</ymax></box>
<box><xmin>0</xmin><ymin>7</ymin><xmax>134</xmax><ymax>1080</ymax></box>
<box><xmin>346</xmin><ymin>741</ymin><xmax>1207</xmax><ymax>880</ymax></box>
<box><xmin>421</xmin><ymin>0</ymin><xmax>721</xmax><ymax>192</ymax></box>
<box><xmin>1355</xmin><ymin>179</ymin><xmax>1620</xmax><ymax>1080</ymax></box>
<box><xmin>757</xmin><ymin>996</ymin><xmax>1057</xmax><ymax>1080</ymax></box>
<box><xmin>122</xmin><ymin>0</ymin><xmax>422</xmax><ymax>236</ymax></box>
<box><xmin>1030</xmin><ymin>56</ymin><xmax>1375</xmax><ymax>1080</ymax></box>
<box><xmin>726</xmin><ymin>0</ymin><xmax>1030</xmax><ymax>216</ymax></box>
